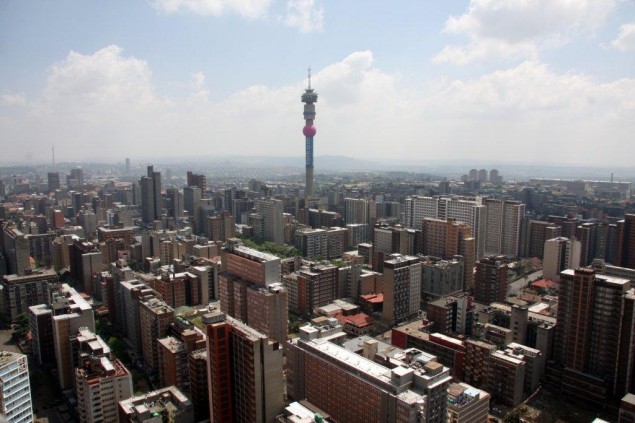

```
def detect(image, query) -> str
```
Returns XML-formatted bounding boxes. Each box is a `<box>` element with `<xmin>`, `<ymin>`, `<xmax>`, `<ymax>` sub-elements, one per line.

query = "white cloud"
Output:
<box><xmin>0</xmin><ymin>93</ymin><xmax>26</xmax><ymax>107</ymax></box>
<box><xmin>435</xmin><ymin>0</ymin><xmax>616</xmax><ymax>64</ymax></box>
<box><xmin>611</xmin><ymin>23</ymin><xmax>635</xmax><ymax>51</ymax></box>
<box><xmin>153</xmin><ymin>0</ymin><xmax>272</xmax><ymax>19</ymax></box>
<box><xmin>283</xmin><ymin>0</ymin><xmax>323</xmax><ymax>32</ymax></box>
<box><xmin>1</xmin><ymin>46</ymin><xmax>634</xmax><ymax>166</ymax></box>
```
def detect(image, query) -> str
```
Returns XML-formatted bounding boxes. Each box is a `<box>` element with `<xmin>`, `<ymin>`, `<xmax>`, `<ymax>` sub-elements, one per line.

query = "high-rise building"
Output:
<box><xmin>284</xmin><ymin>263</ymin><xmax>338</xmax><ymax>316</ymax></box>
<box><xmin>344</xmin><ymin>198</ymin><xmax>374</xmax><ymax>225</ymax></box>
<box><xmin>421</xmin><ymin>256</ymin><xmax>465</xmax><ymax>300</ymax></box>
<box><xmin>2</xmin><ymin>224</ymin><xmax>30</xmax><ymax>276</ymax></box>
<box><xmin>69</xmin><ymin>239</ymin><xmax>102</xmax><ymax>294</ymax></box>
<box><xmin>29</xmin><ymin>303</ymin><xmax>55</xmax><ymax>367</ymax></box>
<box><xmin>404</xmin><ymin>196</ymin><xmax>486</xmax><ymax>259</ymax></box>
<box><xmin>184</xmin><ymin>186</ymin><xmax>202</xmax><ymax>232</ymax></box>
<box><xmin>254</xmin><ymin>198</ymin><xmax>284</xmax><ymax>244</ymax></box>
<box><xmin>294</xmin><ymin>228</ymin><xmax>327</xmax><ymax>260</ymax></box>
<box><xmin>49</xmin><ymin>283</ymin><xmax>96</xmax><ymax>389</ymax></box>
<box><xmin>140</xmin><ymin>165</ymin><xmax>162</xmax><ymax>223</ymax></box>
<box><xmin>554</xmin><ymin>269</ymin><xmax>635</xmax><ymax>404</ymax></box>
<box><xmin>165</xmin><ymin>187</ymin><xmax>184</xmax><ymax>220</ymax></box>
<box><xmin>301</xmin><ymin>70</ymin><xmax>318</xmax><ymax>198</ymax></box>
<box><xmin>521</xmin><ymin>219</ymin><xmax>561</xmax><ymax>258</ymax></box>
<box><xmin>2</xmin><ymin>269</ymin><xmax>56</xmax><ymax>322</ymax></box>
<box><xmin>383</xmin><ymin>254</ymin><xmax>421</xmax><ymax>324</ymax></box>
<box><xmin>67</xmin><ymin>167</ymin><xmax>84</xmax><ymax>189</ymax></box>
<box><xmin>543</xmin><ymin>237</ymin><xmax>581</xmax><ymax>281</ymax></box>
<box><xmin>421</xmin><ymin>217</ymin><xmax>476</xmax><ymax>291</ymax></box>
<box><xmin>287</xmin><ymin>325</ymin><xmax>452</xmax><ymax>423</ymax></box>
<box><xmin>473</xmin><ymin>256</ymin><xmax>508</xmax><ymax>305</ymax></box>
<box><xmin>219</xmin><ymin>240</ymin><xmax>287</xmax><ymax>342</ymax></box>
<box><xmin>618</xmin><ymin>214</ymin><xmax>635</xmax><ymax>269</ymax></box>
<box><xmin>74</xmin><ymin>328</ymin><xmax>134</xmax><ymax>423</ymax></box>
<box><xmin>206</xmin><ymin>313</ymin><xmax>284</xmax><ymax>423</ymax></box>
<box><xmin>346</xmin><ymin>223</ymin><xmax>369</xmax><ymax>249</ymax></box>
<box><xmin>186</xmin><ymin>171</ymin><xmax>207</xmax><ymax>194</ymax></box>
<box><xmin>47</xmin><ymin>172</ymin><xmax>61</xmax><ymax>193</ymax></box>
<box><xmin>0</xmin><ymin>351</ymin><xmax>33</xmax><ymax>423</ymax></box>
<box><xmin>484</xmin><ymin>199</ymin><xmax>524</xmax><ymax>257</ymax></box>
<box><xmin>208</xmin><ymin>211</ymin><xmax>235</xmax><ymax>242</ymax></box>
<box><xmin>139</xmin><ymin>297</ymin><xmax>174</xmax><ymax>375</ymax></box>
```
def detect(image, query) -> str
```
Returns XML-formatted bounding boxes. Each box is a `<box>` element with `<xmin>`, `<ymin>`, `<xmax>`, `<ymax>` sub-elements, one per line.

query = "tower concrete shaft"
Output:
<box><xmin>301</xmin><ymin>70</ymin><xmax>318</xmax><ymax>198</ymax></box>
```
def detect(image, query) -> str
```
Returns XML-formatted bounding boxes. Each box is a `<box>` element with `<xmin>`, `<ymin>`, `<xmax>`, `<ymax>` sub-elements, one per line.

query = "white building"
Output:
<box><xmin>0</xmin><ymin>351</ymin><xmax>33</xmax><ymax>423</ymax></box>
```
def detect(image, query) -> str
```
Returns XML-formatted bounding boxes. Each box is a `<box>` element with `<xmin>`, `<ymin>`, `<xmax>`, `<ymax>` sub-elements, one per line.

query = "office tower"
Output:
<box><xmin>2</xmin><ymin>224</ymin><xmax>30</xmax><ymax>276</ymax></box>
<box><xmin>67</xmin><ymin>167</ymin><xmax>84</xmax><ymax>189</ymax></box>
<box><xmin>383</xmin><ymin>254</ymin><xmax>421</xmax><ymax>323</ymax></box>
<box><xmin>125</xmin><ymin>157</ymin><xmax>130</xmax><ymax>174</ymax></box>
<box><xmin>77</xmin><ymin>209</ymin><xmax>97</xmax><ymax>239</ymax></box>
<box><xmin>75</xmin><ymin>328</ymin><xmax>134</xmax><ymax>423</ymax></box>
<box><xmin>48</xmin><ymin>172</ymin><xmax>61</xmax><ymax>192</ymax></box>
<box><xmin>301</xmin><ymin>70</ymin><xmax>318</xmax><ymax>198</ymax></box>
<box><xmin>165</xmin><ymin>187</ymin><xmax>184</xmax><ymax>219</ymax></box>
<box><xmin>2</xmin><ymin>269</ymin><xmax>56</xmax><ymax>322</ymax></box>
<box><xmin>484</xmin><ymin>199</ymin><xmax>525</xmax><ymax>257</ymax></box>
<box><xmin>119</xmin><ymin>386</ymin><xmax>194</xmax><ymax>422</ymax></box>
<box><xmin>184</xmin><ymin>186</ymin><xmax>202</xmax><ymax>232</ymax></box>
<box><xmin>554</xmin><ymin>269</ymin><xmax>635</xmax><ymax>404</ymax></box>
<box><xmin>186</xmin><ymin>171</ymin><xmax>207</xmax><ymax>194</ymax></box>
<box><xmin>447</xmin><ymin>383</ymin><xmax>490</xmax><ymax>423</ymax></box>
<box><xmin>468</xmin><ymin>169</ymin><xmax>478</xmax><ymax>181</ymax></box>
<box><xmin>140</xmin><ymin>165</ymin><xmax>162</xmax><ymax>223</ymax></box>
<box><xmin>0</xmin><ymin>351</ymin><xmax>33</xmax><ymax>423</ymax></box>
<box><xmin>139</xmin><ymin>297</ymin><xmax>175</xmax><ymax>374</ymax></box>
<box><xmin>474</xmin><ymin>256</ymin><xmax>508</xmax><ymax>305</ymax></box>
<box><xmin>521</xmin><ymin>219</ymin><xmax>561</xmax><ymax>258</ymax></box>
<box><xmin>206</xmin><ymin>314</ymin><xmax>284</xmax><ymax>423</ymax></box>
<box><xmin>208</xmin><ymin>212</ymin><xmax>235</xmax><ymax>242</ymax></box>
<box><xmin>478</xmin><ymin>169</ymin><xmax>487</xmax><ymax>183</ymax></box>
<box><xmin>294</xmin><ymin>228</ymin><xmax>327</xmax><ymax>260</ymax></box>
<box><xmin>344</xmin><ymin>198</ymin><xmax>374</xmax><ymax>225</ymax></box>
<box><xmin>618</xmin><ymin>214</ymin><xmax>635</xmax><ymax>269</ymax></box>
<box><xmin>543</xmin><ymin>237</ymin><xmax>581</xmax><ymax>281</ymax></box>
<box><xmin>421</xmin><ymin>256</ymin><xmax>464</xmax><ymax>299</ymax></box>
<box><xmin>287</xmin><ymin>326</ymin><xmax>451</xmax><ymax>423</ymax></box>
<box><xmin>254</xmin><ymin>198</ymin><xmax>284</xmax><ymax>244</ymax></box>
<box><xmin>421</xmin><ymin>218</ymin><xmax>476</xmax><ymax>292</ymax></box>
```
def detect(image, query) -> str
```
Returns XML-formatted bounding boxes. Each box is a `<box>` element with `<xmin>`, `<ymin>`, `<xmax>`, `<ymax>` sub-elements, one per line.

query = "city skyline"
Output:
<box><xmin>1</xmin><ymin>1</ymin><xmax>634</xmax><ymax>165</ymax></box>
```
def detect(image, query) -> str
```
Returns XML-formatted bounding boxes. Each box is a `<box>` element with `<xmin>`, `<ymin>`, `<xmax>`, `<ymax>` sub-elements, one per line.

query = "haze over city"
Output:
<box><xmin>1</xmin><ymin>0</ymin><xmax>634</xmax><ymax>166</ymax></box>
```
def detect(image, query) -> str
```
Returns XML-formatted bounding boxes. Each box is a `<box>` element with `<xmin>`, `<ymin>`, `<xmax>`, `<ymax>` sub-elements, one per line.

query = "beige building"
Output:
<box><xmin>447</xmin><ymin>382</ymin><xmax>490</xmax><ymax>423</ymax></box>
<box><xmin>139</xmin><ymin>298</ymin><xmax>174</xmax><ymax>374</ymax></box>
<box><xmin>0</xmin><ymin>351</ymin><xmax>33</xmax><ymax>423</ymax></box>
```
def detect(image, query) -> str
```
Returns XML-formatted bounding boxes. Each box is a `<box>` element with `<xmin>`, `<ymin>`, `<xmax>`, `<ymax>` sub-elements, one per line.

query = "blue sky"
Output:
<box><xmin>1</xmin><ymin>0</ymin><xmax>634</xmax><ymax>166</ymax></box>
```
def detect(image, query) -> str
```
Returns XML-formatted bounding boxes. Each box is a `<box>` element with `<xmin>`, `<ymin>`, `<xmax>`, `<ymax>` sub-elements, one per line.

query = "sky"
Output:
<box><xmin>0</xmin><ymin>0</ymin><xmax>634</xmax><ymax>167</ymax></box>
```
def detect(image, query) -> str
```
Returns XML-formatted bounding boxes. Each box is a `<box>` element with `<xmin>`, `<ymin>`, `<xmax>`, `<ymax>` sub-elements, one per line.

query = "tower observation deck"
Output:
<box><xmin>301</xmin><ymin>69</ymin><xmax>318</xmax><ymax>198</ymax></box>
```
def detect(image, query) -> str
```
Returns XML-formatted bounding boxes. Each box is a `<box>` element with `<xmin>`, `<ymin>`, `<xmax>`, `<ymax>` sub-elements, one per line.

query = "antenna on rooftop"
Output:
<box><xmin>308</xmin><ymin>67</ymin><xmax>311</xmax><ymax>90</ymax></box>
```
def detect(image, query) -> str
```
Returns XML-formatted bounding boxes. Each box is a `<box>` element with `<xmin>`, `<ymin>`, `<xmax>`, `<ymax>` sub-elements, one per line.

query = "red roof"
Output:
<box><xmin>335</xmin><ymin>312</ymin><xmax>374</xmax><ymax>328</ymax></box>
<box><xmin>532</xmin><ymin>279</ymin><xmax>558</xmax><ymax>289</ymax></box>
<box><xmin>360</xmin><ymin>293</ymin><xmax>383</xmax><ymax>303</ymax></box>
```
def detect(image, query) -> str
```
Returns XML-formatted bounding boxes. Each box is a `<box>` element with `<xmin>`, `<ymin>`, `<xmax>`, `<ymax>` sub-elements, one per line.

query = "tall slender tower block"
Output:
<box><xmin>301</xmin><ymin>69</ymin><xmax>318</xmax><ymax>198</ymax></box>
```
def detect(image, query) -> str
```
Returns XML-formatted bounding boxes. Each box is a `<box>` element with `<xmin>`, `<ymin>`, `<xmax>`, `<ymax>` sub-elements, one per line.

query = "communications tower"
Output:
<box><xmin>301</xmin><ymin>69</ymin><xmax>318</xmax><ymax>198</ymax></box>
